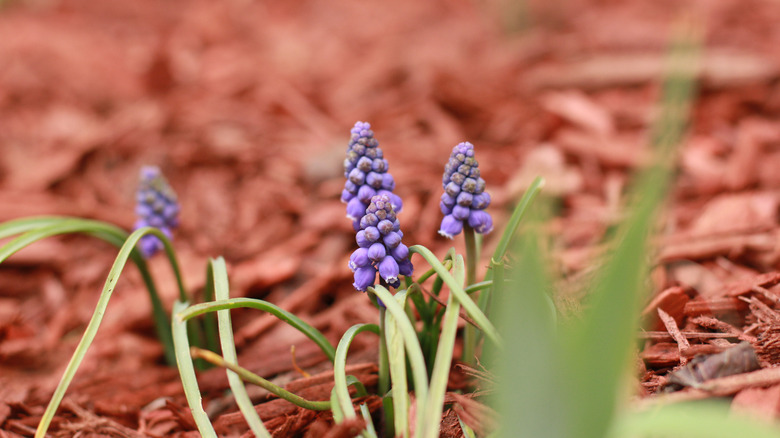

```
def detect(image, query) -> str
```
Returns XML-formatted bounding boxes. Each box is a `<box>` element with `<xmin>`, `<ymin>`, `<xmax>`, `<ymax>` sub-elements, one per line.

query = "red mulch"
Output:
<box><xmin>2</xmin><ymin>0</ymin><xmax>780</xmax><ymax>436</ymax></box>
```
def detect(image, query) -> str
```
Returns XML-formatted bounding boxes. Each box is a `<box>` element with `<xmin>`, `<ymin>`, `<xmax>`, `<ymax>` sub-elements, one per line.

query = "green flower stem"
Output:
<box><xmin>137</xmin><ymin>260</ymin><xmax>177</xmax><ymax>366</ymax></box>
<box><xmin>485</xmin><ymin>176</ymin><xmax>545</xmax><ymax>278</ymax></box>
<box><xmin>178</xmin><ymin>297</ymin><xmax>336</xmax><ymax>362</ymax></box>
<box><xmin>368</xmin><ymin>285</ymin><xmax>430</xmax><ymax>437</ymax></box>
<box><xmin>385</xmin><ymin>289</ymin><xmax>410</xmax><ymax>438</ymax></box>
<box><xmin>463</xmin><ymin>226</ymin><xmax>478</xmax><ymax>287</ymax></box>
<box><xmin>462</xmin><ymin>226</ymin><xmax>479</xmax><ymax>364</ymax></box>
<box><xmin>464</xmin><ymin>281</ymin><xmax>492</xmax><ymax>294</ymax></box>
<box><xmin>359</xmin><ymin>404</ymin><xmax>380</xmax><ymax>438</ymax></box>
<box><xmin>409</xmin><ymin>245</ymin><xmax>502</xmax><ymax>348</ymax></box>
<box><xmin>172</xmin><ymin>300</ymin><xmax>217</xmax><ymax>438</ymax></box>
<box><xmin>209</xmin><ymin>257</ymin><xmax>270</xmax><ymax>437</ymax></box>
<box><xmin>378</xmin><ymin>307</ymin><xmax>390</xmax><ymax>397</ymax></box>
<box><xmin>476</xmin><ymin>175</ymin><xmax>544</xmax><ymax>327</ymax></box>
<box><xmin>333</xmin><ymin>323</ymin><xmax>381</xmax><ymax>420</ymax></box>
<box><xmin>191</xmin><ymin>347</ymin><xmax>331</xmax><ymax>411</ymax></box>
<box><xmin>201</xmin><ymin>265</ymin><xmax>220</xmax><ymax>354</ymax></box>
<box><xmin>35</xmin><ymin>227</ymin><xmax>183</xmax><ymax>438</ymax></box>
<box><xmin>422</xmin><ymin>255</ymin><xmax>464</xmax><ymax>438</ymax></box>
<box><xmin>345</xmin><ymin>375</ymin><xmax>369</xmax><ymax>398</ymax></box>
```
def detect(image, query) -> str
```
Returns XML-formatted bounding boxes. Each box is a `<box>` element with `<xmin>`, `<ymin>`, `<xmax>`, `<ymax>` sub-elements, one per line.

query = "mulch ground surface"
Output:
<box><xmin>2</xmin><ymin>0</ymin><xmax>780</xmax><ymax>436</ymax></box>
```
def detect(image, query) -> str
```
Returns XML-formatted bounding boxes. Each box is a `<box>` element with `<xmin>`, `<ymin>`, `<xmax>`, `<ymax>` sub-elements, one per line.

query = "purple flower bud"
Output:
<box><xmin>456</xmin><ymin>192</ymin><xmax>473</xmax><ymax>207</ymax></box>
<box><xmin>438</xmin><ymin>214</ymin><xmax>463</xmax><ymax>239</ymax></box>
<box><xmin>134</xmin><ymin>166</ymin><xmax>179</xmax><ymax>258</ymax></box>
<box><xmin>390</xmin><ymin>243</ymin><xmax>409</xmax><ymax>261</ymax></box>
<box><xmin>356</xmin><ymin>230</ymin><xmax>371</xmax><ymax>248</ymax></box>
<box><xmin>452</xmin><ymin>205</ymin><xmax>470</xmax><ymax>220</ymax></box>
<box><xmin>349</xmin><ymin>248</ymin><xmax>370</xmax><ymax>271</ymax></box>
<box><xmin>344</xmin><ymin>180</ymin><xmax>358</xmax><ymax>194</ymax></box>
<box><xmin>359</xmin><ymin>213</ymin><xmax>379</xmax><ymax>229</ymax></box>
<box><xmin>462</xmin><ymin>178</ymin><xmax>477</xmax><ymax>193</ymax></box>
<box><xmin>441</xmin><ymin>192</ymin><xmax>456</xmax><ymax>208</ymax></box>
<box><xmin>471</xmin><ymin>192</ymin><xmax>491</xmax><ymax>210</ymax></box>
<box><xmin>450</xmin><ymin>172</ymin><xmax>466</xmax><ymax>186</ymax></box>
<box><xmin>377</xmin><ymin>219</ymin><xmax>394</xmax><ymax>235</ymax></box>
<box><xmin>357</xmin><ymin>185</ymin><xmax>377</xmax><ymax>203</ymax></box>
<box><xmin>148</xmin><ymin>215</ymin><xmax>165</xmax><ymax>228</ymax></box>
<box><xmin>381</xmin><ymin>174</ymin><xmax>396</xmax><ymax>191</ymax></box>
<box><xmin>378</xmin><ymin>256</ymin><xmax>399</xmax><ymax>284</ymax></box>
<box><xmin>348</xmin><ymin>168</ymin><xmax>365</xmax><ymax>185</ymax></box>
<box><xmin>476</xmin><ymin>178</ymin><xmax>486</xmax><ymax>193</ymax></box>
<box><xmin>341</xmin><ymin>189</ymin><xmax>354</xmax><ymax>203</ymax></box>
<box><xmin>357</xmin><ymin>156</ymin><xmax>373</xmax><ymax>172</ymax></box>
<box><xmin>468</xmin><ymin>210</ymin><xmax>494</xmax><ymax>234</ymax></box>
<box><xmin>383</xmin><ymin>231</ymin><xmax>402</xmax><ymax>248</ymax></box>
<box><xmin>438</xmin><ymin>142</ymin><xmax>492</xmax><ymax>238</ymax></box>
<box><xmin>364</xmin><ymin>226</ymin><xmax>380</xmax><ymax>242</ymax></box>
<box><xmin>368</xmin><ymin>242</ymin><xmax>387</xmax><ymax>262</ymax></box>
<box><xmin>372</xmin><ymin>158</ymin><xmax>388</xmax><ymax>172</ymax></box>
<box><xmin>445</xmin><ymin>181</ymin><xmax>461</xmax><ymax>197</ymax></box>
<box><xmin>135</xmin><ymin>204</ymin><xmax>153</xmax><ymax>218</ymax></box>
<box><xmin>398</xmin><ymin>259</ymin><xmax>414</xmax><ymax>277</ymax></box>
<box><xmin>384</xmin><ymin>191</ymin><xmax>403</xmax><ymax>213</ymax></box>
<box><xmin>348</xmin><ymin>199</ymin><xmax>367</xmax><ymax>222</ymax></box>
<box><xmin>138</xmin><ymin>234</ymin><xmax>163</xmax><ymax>257</ymax></box>
<box><xmin>366</xmin><ymin>171</ymin><xmax>383</xmax><ymax>188</ymax></box>
<box><xmin>353</xmin><ymin>265</ymin><xmax>377</xmax><ymax>291</ymax></box>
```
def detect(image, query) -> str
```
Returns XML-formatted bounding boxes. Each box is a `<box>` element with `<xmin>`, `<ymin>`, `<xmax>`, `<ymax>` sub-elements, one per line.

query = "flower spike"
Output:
<box><xmin>134</xmin><ymin>166</ymin><xmax>180</xmax><ymax>258</ymax></box>
<box><xmin>341</xmin><ymin>122</ymin><xmax>402</xmax><ymax>229</ymax></box>
<box><xmin>439</xmin><ymin>142</ymin><xmax>493</xmax><ymax>238</ymax></box>
<box><xmin>350</xmin><ymin>194</ymin><xmax>413</xmax><ymax>291</ymax></box>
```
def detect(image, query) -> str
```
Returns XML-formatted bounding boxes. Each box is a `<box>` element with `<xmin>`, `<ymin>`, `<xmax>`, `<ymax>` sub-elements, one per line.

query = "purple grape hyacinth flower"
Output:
<box><xmin>439</xmin><ymin>142</ymin><xmax>493</xmax><ymax>238</ymax></box>
<box><xmin>349</xmin><ymin>194</ymin><xmax>413</xmax><ymax>291</ymax></box>
<box><xmin>134</xmin><ymin>166</ymin><xmax>180</xmax><ymax>258</ymax></box>
<box><xmin>341</xmin><ymin>122</ymin><xmax>403</xmax><ymax>230</ymax></box>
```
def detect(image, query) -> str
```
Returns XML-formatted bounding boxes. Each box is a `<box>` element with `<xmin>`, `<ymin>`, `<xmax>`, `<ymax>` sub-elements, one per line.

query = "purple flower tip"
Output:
<box><xmin>468</xmin><ymin>209</ymin><xmax>494</xmax><ymax>234</ymax></box>
<box><xmin>349</xmin><ymin>248</ymin><xmax>370</xmax><ymax>271</ymax></box>
<box><xmin>438</xmin><ymin>214</ymin><xmax>463</xmax><ymax>239</ymax></box>
<box><xmin>353</xmin><ymin>265</ymin><xmax>378</xmax><ymax>291</ymax></box>
<box><xmin>378</xmin><ymin>255</ymin><xmax>400</xmax><ymax>284</ymax></box>
<box><xmin>439</xmin><ymin>142</ymin><xmax>492</xmax><ymax>238</ymax></box>
<box><xmin>342</xmin><ymin>122</ymin><xmax>403</xmax><ymax>228</ymax></box>
<box><xmin>134</xmin><ymin>166</ymin><xmax>179</xmax><ymax>258</ymax></box>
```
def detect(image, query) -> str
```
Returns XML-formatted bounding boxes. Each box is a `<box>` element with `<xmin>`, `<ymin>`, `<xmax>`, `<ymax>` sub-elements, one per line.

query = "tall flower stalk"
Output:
<box><xmin>439</xmin><ymin>142</ymin><xmax>492</xmax><ymax>364</ymax></box>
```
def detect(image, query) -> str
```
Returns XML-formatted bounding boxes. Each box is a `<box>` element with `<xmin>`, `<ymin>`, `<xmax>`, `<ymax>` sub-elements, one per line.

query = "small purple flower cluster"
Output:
<box><xmin>349</xmin><ymin>194</ymin><xmax>413</xmax><ymax>291</ymax></box>
<box><xmin>134</xmin><ymin>166</ymin><xmax>180</xmax><ymax>258</ymax></box>
<box><xmin>341</xmin><ymin>121</ymin><xmax>402</xmax><ymax>229</ymax></box>
<box><xmin>439</xmin><ymin>142</ymin><xmax>493</xmax><ymax>238</ymax></box>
